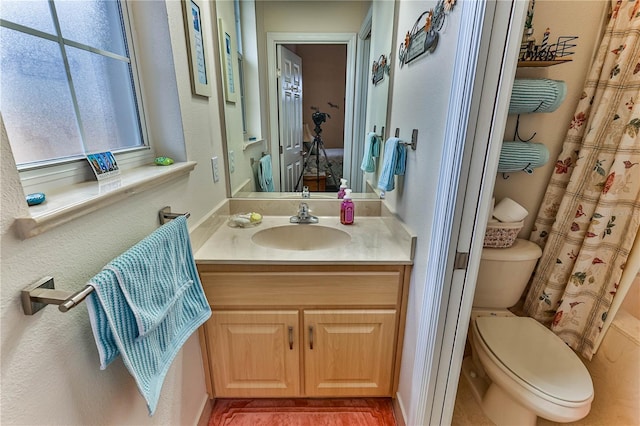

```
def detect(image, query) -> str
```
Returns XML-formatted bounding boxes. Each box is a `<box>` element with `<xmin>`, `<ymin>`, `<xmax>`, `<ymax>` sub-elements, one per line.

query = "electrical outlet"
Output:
<box><xmin>229</xmin><ymin>150</ymin><xmax>235</xmax><ymax>173</ymax></box>
<box><xmin>211</xmin><ymin>156</ymin><xmax>219</xmax><ymax>183</ymax></box>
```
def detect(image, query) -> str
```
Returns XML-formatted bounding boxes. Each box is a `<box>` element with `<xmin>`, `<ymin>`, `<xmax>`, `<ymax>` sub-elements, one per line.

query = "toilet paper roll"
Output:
<box><xmin>493</xmin><ymin>197</ymin><xmax>528</xmax><ymax>222</ymax></box>
<box><xmin>489</xmin><ymin>197</ymin><xmax>495</xmax><ymax>219</ymax></box>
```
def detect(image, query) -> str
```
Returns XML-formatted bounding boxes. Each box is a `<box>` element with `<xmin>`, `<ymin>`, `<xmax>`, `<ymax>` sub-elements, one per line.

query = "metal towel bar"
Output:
<box><xmin>21</xmin><ymin>207</ymin><xmax>189</xmax><ymax>315</ymax></box>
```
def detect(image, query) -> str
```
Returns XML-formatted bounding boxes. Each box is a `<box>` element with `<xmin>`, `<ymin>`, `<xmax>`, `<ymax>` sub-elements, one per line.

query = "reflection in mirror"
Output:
<box><xmin>214</xmin><ymin>1</ymin><xmax>396</xmax><ymax>198</ymax></box>
<box><xmin>363</xmin><ymin>0</ymin><xmax>396</xmax><ymax>196</ymax></box>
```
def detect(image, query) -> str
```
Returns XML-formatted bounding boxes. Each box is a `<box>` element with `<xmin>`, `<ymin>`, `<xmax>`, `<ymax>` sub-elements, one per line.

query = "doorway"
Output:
<box><xmin>266</xmin><ymin>32</ymin><xmax>357</xmax><ymax>192</ymax></box>
<box><xmin>283</xmin><ymin>43</ymin><xmax>348</xmax><ymax>192</ymax></box>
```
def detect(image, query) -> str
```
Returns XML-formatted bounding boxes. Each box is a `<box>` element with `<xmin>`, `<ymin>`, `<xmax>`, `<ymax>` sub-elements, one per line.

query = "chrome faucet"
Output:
<box><xmin>290</xmin><ymin>202</ymin><xmax>319</xmax><ymax>224</ymax></box>
<box><xmin>302</xmin><ymin>185</ymin><xmax>310</xmax><ymax>198</ymax></box>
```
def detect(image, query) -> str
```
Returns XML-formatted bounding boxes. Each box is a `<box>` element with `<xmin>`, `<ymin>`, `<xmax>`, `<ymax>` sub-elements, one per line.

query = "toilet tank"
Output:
<box><xmin>473</xmin><ymin>239</ymin><xmax>542</xmax><ymax>308</ymax></box>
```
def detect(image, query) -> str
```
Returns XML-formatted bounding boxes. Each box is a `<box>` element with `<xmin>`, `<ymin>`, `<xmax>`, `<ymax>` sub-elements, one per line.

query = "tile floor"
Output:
<box><xmin>452</xmin><ymin>371</ymin><xmax>632</xmax><ymax>426</ymax></box>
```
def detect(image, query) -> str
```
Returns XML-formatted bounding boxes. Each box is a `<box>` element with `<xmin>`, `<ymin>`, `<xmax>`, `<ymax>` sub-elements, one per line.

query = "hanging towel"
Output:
<box><xmin>498</xmin><ymin>141</ymin><xmax>550</xmax><ymax>174</ymax></box>
<box><xmin>85</xmin><ymin>215</ymin><xmax>211</xmax><ymax>415</ymax></box>
<box><xmin>360</xmin><ymin>132</ymin><xmax>381</xmax><ymax>173</ymax></box>
<box><xmin>377</xmin><ymin>137</ymin><xmax>407</xmax><ymax>191</ymax></box>
<box><xmin>509</xmin><ymin>79</ymin><xmax>567</xmax><ymax>114</ymax></box>
<box><xmin>258</xmin><ymin>154</ymin><xmax>275</xmax><ymax>192</ymax></box>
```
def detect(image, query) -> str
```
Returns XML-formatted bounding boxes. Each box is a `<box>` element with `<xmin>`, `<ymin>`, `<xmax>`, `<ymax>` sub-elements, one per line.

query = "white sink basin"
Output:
<box><xmin>251</xmin><ymin>225</ymin><xmax>351</xmax><ymax>251</ymax></box>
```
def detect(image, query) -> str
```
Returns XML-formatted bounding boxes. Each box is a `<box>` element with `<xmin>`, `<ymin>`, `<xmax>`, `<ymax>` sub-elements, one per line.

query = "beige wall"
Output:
<box><xmin>259</xmin><ymin>1</ymin><xmax>369</xmax><ymax>34</ymax></box>
<box><xmin>0</xmin><ymin>1</ymin><xmax>227</xmax><ymax>424</ymax></box>
<box><xmin>494</xmin><ymin>0</ymin><xmax>609</xmax><ymax>238</ymax></box>
<box><xmin>296</xmin><ymin>44</ymin><xmax>347</xmax><ymax>150</ymax></box>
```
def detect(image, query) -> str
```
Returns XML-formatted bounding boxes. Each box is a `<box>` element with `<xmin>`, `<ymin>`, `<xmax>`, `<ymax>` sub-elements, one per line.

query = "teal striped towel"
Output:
<box><xmin>377</xmin><ymin>137</ymin><xmax>407</xmax><ymax>191</ymax></box>
<box><xmin>86</xmin><ymin>216</ymin><xmax>211</xmax><ymax>415</ymax></box>
<box><xmin>498</xmin><ymin>141</ymin><xmax>549</xmax><ymax>174</ymax></box>
<box><xmin>360</xmin><ymin>132</ymin><xmax>381</xmax><ymax>173</ymax></box>
<box><xmin>258</xmin><ymin>155</ymin><xmax>275</xmax><ymax>192</ymax></box>
<box><xmin>509</xmin><ymin>79</ymin><xmax>567</xmax><ymax>114</ymax></box>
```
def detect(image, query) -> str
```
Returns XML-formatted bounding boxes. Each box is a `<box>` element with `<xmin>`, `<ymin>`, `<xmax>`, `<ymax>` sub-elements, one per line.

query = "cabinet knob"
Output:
<box><xmin>309</xmin><ymin>325</ymin><xmax>314</xmax><ymax>350</ymax></box>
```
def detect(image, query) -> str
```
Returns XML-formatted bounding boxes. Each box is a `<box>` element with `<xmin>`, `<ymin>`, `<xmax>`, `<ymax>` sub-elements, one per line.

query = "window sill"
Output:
<box><xmin>242</xmin><ymin>138</ymin><xmax>264</xmax><ymax>151</ymax></box>
<box><xmin>15</xmin><ymin>161</ymin><xmax>197</xmax><ymax>239</ymax></box>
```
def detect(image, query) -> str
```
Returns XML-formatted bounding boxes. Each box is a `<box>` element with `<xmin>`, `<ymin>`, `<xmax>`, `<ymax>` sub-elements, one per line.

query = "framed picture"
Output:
<box><xmin>183</xmin><ymin>0</ymin><xmax>211</xmax><ymax>97</ymax></box>
<box><xmin>218</xmin><ymin>18</ymin><xmax>237</xmax><ymax>103</ymax></box>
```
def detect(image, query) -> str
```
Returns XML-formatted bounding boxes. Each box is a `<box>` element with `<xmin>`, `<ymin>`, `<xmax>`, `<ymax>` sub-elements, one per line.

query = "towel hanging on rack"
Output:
<box><xmin>258</xmin><ymin>154</ymin><xmax>275</xmax><ymax>192</ymax></box>
<box><xmin>360</xmin><ymin>132</ymin><xmax>381</xmax><ymax>173</ymax></box>
<box><xmin>509</xmin><ymin>79</ymin><xmax>567</xmax><ymax>114</ymax></box>
<box><xmin>377</xmin><ymin>137</ymin><xmax>407</xmax><ymax>191</ymax></box>
<box><xmin>498</xmin><ymin>141</ymin><xmax>550</xmax><ymax>174</ymax></box>
<box><xmin>85</xmin><ymin>215</ymin><xmax>211</xmax><ymax>415</ymax></box>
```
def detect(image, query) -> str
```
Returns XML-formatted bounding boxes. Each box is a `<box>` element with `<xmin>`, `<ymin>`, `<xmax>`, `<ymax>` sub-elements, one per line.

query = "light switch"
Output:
<box><xmin>211</xmin><ymin>156</ymin><xmax>220</xmax><ymax>183</ymax></box>
<box><xmin>229</xmin><ymin>150</ymin><xmax>235</xmax><ymax>173</ymax></box>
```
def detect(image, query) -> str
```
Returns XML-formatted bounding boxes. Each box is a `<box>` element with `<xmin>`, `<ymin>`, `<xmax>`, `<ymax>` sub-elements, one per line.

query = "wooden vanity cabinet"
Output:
<box><xmin>197</xmin><ymin>264</ymin><xmax>411</xmax><ymax>399</ymax></box>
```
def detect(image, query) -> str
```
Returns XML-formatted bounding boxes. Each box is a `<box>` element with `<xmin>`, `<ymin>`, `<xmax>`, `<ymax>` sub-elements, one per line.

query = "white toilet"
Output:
<box><xmin>462</xmin><ymin>239</ymin><xmax>594</xmax><ymax>426</ymax></box>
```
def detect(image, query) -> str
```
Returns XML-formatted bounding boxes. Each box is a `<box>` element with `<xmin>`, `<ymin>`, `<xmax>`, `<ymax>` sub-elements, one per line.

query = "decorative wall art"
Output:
<box><xmin>183</xmin><ymin>0</ymin><xmax>211</xmax><ymax>97</ymax></box>
<box><xmin>371</xmin><ymin>54</ymin><xmax>391</xmax><ymax>85</ymax></box>
<box><xmin>398</xmin><ymin>0</ymin><xmax>456</xmax><ymax>67</ymax></box>
<box><xmin>218</xmin><ymin>18</ymin><xmax>237</xmax><ymax>103</ymax></box>
<box><xmin>518</xmin><ymin>0</ymin><xmax>578</xmax><ymax>65</ymax></box>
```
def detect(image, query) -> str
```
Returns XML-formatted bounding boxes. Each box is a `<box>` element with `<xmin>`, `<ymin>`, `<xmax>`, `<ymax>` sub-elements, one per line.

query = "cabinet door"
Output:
<box><xmin>304</xmin><ymin>309</ymin><xmax>397</xmax><ymax>396</ymax></box>
<box><xmin>208</xmin><ymin>310</ymin><xmax>300</xmax><ymax>397</ymax></box>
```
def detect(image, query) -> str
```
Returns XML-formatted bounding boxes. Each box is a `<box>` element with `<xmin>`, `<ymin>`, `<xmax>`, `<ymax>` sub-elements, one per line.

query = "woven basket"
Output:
<box><xmin>483</xmin><ymin>220</ymin><xmax>524</xmax><ymax>248</ymax></box>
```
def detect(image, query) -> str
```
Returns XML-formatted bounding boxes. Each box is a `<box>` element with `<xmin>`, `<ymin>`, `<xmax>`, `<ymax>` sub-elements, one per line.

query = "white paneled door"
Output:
<box><xmin>277</xmin><ymin>45</ymin><xmax>303</xmax><ymax>192</ymax></box>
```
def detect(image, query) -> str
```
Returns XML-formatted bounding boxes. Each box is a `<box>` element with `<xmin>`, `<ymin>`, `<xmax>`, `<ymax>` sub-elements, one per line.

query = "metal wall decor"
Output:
<box><xmin>399</xmin><ymin>0</ymin><xmax>456</xmax><ymax>67</ymax></box>
<box><xmin>371</xmin><ymin>54</ymin><xmax>391</xmax><ymax>85</ymax></box>
<box><xmin>519</xmin><ymin>28</ymin><xmax>578</xmax><ymax>62</ymax></box>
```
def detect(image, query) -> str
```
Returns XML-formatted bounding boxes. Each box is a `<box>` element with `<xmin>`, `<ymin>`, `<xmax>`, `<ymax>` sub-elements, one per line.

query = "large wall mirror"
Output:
<box><xmin>213</xmin><ymin>0</ymin><xmax>397</xmax><ymax>198</ymax></box>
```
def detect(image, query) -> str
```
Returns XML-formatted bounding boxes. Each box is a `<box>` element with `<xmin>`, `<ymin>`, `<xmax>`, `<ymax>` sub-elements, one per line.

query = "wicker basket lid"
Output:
<box><xmin>481</xmin><ymin>239</ymin><xmax>542</xmax><ymax>261</ymax></box>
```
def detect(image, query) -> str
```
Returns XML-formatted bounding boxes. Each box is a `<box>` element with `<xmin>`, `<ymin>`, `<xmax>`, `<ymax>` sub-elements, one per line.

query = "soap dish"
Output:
<box><xmin>228</xmin><ymin>212</ymin><xmax>263</xmax><ymax>228</ymax></box>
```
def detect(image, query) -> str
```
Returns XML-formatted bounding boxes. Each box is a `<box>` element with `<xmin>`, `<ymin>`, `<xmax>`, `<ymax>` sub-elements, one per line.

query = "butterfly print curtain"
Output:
<box><xmin>523</xmin><ymin>0</ymin><xmax>640</xmax><ymax>360</ymax></box>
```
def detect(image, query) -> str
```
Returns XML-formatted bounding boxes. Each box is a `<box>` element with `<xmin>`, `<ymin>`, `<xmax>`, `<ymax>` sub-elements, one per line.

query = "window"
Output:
<box><xmin>0</xmin><ymin>0</ymin><xmax>146</xmax><ymax>170</ymax></box>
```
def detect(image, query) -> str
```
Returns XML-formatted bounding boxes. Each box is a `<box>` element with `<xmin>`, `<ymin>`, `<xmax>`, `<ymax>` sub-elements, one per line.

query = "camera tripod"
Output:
<box><xmin>294</xmin><ymin>122</ymin><xmax>339</xmax><ymax>192</ymax></box>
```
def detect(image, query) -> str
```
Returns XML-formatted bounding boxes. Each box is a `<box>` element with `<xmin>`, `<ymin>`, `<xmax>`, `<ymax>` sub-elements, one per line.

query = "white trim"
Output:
<box><xmin>409</xmin><ymin>0</ymin><xmax>529</xmax><ymax>424</ymax></box>
<box><xmin>407</xmin><ymin>0</ymin><xmax>530</xmax><ymax>424</ymax></box>
<box><xmin>408</xmin><ymin>2</ymin><xmax>488</xmax><ymax>424</ymax></box>
<box><xmin>351</xmin><ymin>6</ymin><xmax>372</xmax><ymax>193</ymax></box>
<box><xmin>266</xmin><ymin>32</ymin><xmax>357</xmax><ymax>191</ymax></box>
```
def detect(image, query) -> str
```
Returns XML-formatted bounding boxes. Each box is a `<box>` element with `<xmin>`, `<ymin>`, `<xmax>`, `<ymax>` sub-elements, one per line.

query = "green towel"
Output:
<box><xmin>509</xmin><ymin>79</ymin><xmax>567</xmax><ymax>114</ymax></box>
<box><xmin>258</xmin><ymin>155</ymin><xmax>275</xmax><ymax>192</ymax></box>
<box><xmin>360</xmin><ymin>132</ymin><xmax>380</xmax><ymax>173</ymax></box>
<box><xmin>498</xmin><ymin>141</ymin><xmax>549</xmax><ymax>174</ymax></box>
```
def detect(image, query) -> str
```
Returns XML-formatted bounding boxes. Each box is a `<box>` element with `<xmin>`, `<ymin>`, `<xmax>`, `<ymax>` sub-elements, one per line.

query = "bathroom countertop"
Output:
<box><xmin>194</xmin><ymin>214</ymin><xmax>415</xmax><ymax>265</ymax></box>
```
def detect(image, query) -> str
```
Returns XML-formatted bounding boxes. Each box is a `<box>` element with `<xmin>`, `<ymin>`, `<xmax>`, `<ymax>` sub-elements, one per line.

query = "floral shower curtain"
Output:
<box><xmin>523</xmin><ymin>0</ymin><xmax>640</xmax><ymax>360</ymax></box>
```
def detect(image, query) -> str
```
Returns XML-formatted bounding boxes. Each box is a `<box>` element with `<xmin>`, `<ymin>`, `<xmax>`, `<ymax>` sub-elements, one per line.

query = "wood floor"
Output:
<box><xmin>208</xmin><ymin>398</ymin><xmax>397</xmax><ymax>426</ymax></box>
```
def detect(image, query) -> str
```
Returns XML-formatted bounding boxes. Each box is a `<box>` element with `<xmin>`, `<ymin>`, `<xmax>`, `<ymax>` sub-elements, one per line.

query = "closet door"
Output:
<box><xmin>208</xmin><ymin>310</ymin><xmax>300</xmax><ymax>397</ymax></box>
<box><xmin>304</xmin><ymin>309</ymin><xmax>396</xmax><ymax>397</ymax></box>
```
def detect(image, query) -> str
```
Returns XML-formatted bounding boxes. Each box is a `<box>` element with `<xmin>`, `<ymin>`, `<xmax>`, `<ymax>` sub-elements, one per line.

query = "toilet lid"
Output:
<box><xmin>475</xmin><ymin>316</ymin><xmax>593</xmax><ymax>403</ymax></box>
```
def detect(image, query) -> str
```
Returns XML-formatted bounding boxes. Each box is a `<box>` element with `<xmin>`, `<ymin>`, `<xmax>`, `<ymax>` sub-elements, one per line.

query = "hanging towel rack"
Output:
<box><xmin>372</xmin><ymin>125</ymin><xmax>385</xmax><ymax>139</ymax></box>
<box><xmin>393</xmin><ymin>128</ymin><xmax>419</xmax><ymax>150</ymax></box>
<box><xmin>21</xmin><ymin>207</ymin><xmax>190</xmax><ymax>315</ymax></box>
<box><xmin>250</xmin><ymin>152</ymin><xmax>269</xmax><ymax>166</ymax></box>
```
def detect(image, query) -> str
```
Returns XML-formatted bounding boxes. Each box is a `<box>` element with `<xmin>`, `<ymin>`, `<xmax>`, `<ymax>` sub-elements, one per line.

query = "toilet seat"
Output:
<box><xmin>474</xmin><ymin>316</ymin><xmax>593</xmax><ymax>405</ymax></box>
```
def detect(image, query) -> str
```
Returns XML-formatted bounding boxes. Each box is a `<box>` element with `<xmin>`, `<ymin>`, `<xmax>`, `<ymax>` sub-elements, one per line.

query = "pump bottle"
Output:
<box><xmin>337</xmin><ymin>178</ymin><xmax>348</xmax><ymax>199</ymax></box>
<box><xmin>340</xmin><ymin>189</ymin><xmax>355</xmax><ymax>225</ymax></box>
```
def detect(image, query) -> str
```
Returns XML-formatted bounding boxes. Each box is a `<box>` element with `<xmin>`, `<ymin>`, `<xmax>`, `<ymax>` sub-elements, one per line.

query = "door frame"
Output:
<box><xmin>266</xmin><ymin>32</ymin><xmax>357</xmax><ymax>191</ymax></box>
<box><xmin>410</xmin><ymin>1</ymin><xmax>528</xmax><ymax>425</ymax></box>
